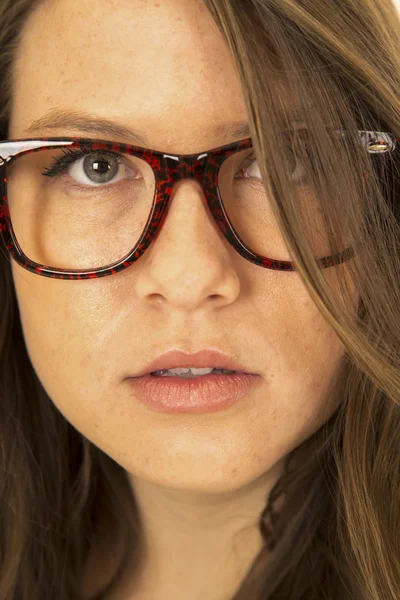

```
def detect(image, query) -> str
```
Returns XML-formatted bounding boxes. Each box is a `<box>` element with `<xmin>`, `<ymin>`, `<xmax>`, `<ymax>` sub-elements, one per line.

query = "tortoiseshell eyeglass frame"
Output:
<box><xmin>0</xmin><ymin>132</ymin><xmax>397</xmax><ymax>280</ymax></box>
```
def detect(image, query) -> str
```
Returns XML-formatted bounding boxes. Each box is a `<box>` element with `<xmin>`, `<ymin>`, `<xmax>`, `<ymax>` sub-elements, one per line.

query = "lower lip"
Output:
<box><xmin>127</xmin><ymin>372</ymin><xmax>262</xmax><ymax>414</ymax></box>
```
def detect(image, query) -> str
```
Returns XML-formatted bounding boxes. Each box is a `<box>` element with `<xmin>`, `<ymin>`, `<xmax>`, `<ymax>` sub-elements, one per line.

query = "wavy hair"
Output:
<box><xmin>0</xmin><ymin>1</ymin><xmax>399</xmax><ymax>599</ymax></box>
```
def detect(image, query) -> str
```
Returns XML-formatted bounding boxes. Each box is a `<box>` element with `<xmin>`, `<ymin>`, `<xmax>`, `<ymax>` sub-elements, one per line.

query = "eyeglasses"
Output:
<box><xmin>0</xmin><ymin>131</ymin><xmax>396</xmax><ymax>280</ymax></box>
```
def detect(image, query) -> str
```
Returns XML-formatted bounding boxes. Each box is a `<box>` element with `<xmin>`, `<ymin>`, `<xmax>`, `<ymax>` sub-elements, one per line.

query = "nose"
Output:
<box><xmin>154</xmin><ymin>168</ymin><xmax>230</xmax><ymax>259</ymax></box>
<box><xmin>133</xmin><ymin>171</ymin><xmax>240</xmax><ymax>311</ymax></box>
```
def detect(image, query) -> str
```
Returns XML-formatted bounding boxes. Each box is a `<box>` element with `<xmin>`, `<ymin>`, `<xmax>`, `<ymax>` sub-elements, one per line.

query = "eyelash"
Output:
<box><xmin>42</xmin><ymin>147</ymin><xmax>124</xmax><ymax>178</ymax></box>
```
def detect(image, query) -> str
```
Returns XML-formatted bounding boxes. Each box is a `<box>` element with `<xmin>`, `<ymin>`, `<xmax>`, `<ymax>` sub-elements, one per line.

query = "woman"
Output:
<box><xmin>0</xmin><ymin>0</ymin><xmax>399</xmax><ymax>599</ymax></box>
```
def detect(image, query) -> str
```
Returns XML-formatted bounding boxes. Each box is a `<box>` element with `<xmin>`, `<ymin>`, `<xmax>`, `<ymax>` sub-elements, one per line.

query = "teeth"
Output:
<box><xmin>168</xmin><ymin>367</ymin><xmax>214</xmax><ymax>375</ymax></box>
<box><xmin>151</xmin><ymin>367</ymin><xmax>236</xmax><ymax>377</ymax></box>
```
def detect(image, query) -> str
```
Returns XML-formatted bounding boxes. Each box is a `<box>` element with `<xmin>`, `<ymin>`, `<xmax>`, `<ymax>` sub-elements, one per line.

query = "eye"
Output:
<box><xmin>70</xmin><ymin>152</ymin><xmax>126</xmax><ymax>186</ymax></box>
<box><xmin>236</xmin><ymin>148</ymin><xmax>308</xmax><ymax>185</ymax></box>
<box><xmin>238</xmin><ymin>154</ymin><xmax>263</xmax><ymax>180</ymax></box>
<box><xmin>43</xmin><ymin>148</ymin><xmax>141</xmax><ymax>188</ymax></box>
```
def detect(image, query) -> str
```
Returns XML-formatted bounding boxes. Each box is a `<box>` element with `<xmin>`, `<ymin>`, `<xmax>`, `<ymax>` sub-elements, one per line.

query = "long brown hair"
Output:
<box><xmin>0</xmin><ymin>1</ymin><xmax>399</xmax><ymax>599</ymax></box>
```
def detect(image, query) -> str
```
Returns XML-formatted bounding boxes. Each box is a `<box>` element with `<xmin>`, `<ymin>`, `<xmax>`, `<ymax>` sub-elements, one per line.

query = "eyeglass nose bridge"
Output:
<box><xmin>151</xmin><ymin>150</ymin><xmax>240</xmax><ymax>259</ymax></box>
<box><xmin>158</xmin><ymin>152</ymin><xmax>215</xmax><ymax>226</ymax></box>
<box><xmin>159</xmin><ymin>151</ymin><xmax>225</xmax><ymax>238</ymax></box>
<box><xmin>163</xmin><ymin>151</ymin><xmax>210</xmax><ymax>184</ymax></box>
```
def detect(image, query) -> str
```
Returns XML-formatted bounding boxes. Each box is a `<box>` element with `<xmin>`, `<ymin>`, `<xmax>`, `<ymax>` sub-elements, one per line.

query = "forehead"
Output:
<box><xmin>9</xmin><ymin>0</ymin><xmax>249</xmax><ymax>152</ymax></box>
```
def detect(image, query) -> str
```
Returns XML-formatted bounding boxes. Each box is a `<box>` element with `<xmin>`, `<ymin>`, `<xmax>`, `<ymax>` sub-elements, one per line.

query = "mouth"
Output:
<box><xmin>134</xmin><ymin>348</ymin><xmax>255</xmax><ymax>379</ymax></box>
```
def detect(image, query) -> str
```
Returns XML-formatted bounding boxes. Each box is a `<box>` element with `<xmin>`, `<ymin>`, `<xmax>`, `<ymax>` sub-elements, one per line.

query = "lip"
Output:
<box><xmin>127</xmin><ymin>372</ymin><xmax>262</xmax><ymax>414</ymax></box>
<box><xmin>132</xmin><ymin>349</ymin><xmax>256</xmax><ymax>378</ymax></box>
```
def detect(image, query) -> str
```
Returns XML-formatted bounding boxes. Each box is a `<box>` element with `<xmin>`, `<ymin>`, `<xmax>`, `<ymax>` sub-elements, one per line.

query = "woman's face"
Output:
<box><xmin>9</xmin><ymin>0</ymin><xmax>351</xmax><ymax>496</ymax></box>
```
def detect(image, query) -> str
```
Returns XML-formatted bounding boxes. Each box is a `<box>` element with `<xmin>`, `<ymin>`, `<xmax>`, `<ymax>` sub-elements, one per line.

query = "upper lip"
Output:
<box><xmin>133</xmin><ymin>349</ymin><xmax>256</xmax><ymax>377</ymax></box>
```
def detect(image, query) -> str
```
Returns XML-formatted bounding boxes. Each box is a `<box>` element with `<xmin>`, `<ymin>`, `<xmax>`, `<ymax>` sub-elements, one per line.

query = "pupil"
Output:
<box><xmin>93</xmin><ymin>160</ymin><xmax>109</xmax><ymax>174</ymax></box>
<box><xmin>84</xmin><ymin>154</ymin><xmax>118</xmax><ymax>183</ymax></box>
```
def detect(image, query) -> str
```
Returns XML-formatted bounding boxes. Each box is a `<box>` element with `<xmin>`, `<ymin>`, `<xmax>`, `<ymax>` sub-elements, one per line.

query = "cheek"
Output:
<box><xmin>252</xmin><ymin>275</ymin><xmax>347</xmax><ymax>424</ymax></box>
<box><xmin>10</xmin><ymin>264</ymin><xmax>117</xmax><ymax>419</ymax></box>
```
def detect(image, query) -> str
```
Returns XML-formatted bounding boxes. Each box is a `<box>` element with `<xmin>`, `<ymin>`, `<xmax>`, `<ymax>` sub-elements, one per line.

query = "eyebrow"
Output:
<box><xmin>25</xmin><ymin>108</ymin><xmax>253</xmax><ymax>146</ymax></box>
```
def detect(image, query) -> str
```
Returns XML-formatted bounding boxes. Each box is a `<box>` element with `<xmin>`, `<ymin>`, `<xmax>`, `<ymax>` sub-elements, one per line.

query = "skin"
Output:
<box><xmin>8</xmin><ymin>0</ymin><xmax>357</xmax><ymax>598</ymax></box>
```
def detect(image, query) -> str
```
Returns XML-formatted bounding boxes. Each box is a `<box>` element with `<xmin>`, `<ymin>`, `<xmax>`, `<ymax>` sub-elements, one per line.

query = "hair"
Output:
<box><xmin>0</xmin><ymin>0</ymin><xmax>399</xmax><ymax>598</ymax></box>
